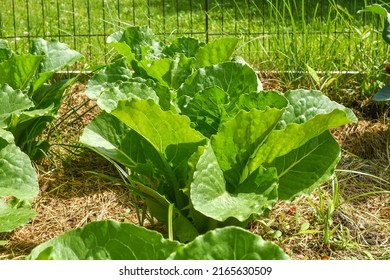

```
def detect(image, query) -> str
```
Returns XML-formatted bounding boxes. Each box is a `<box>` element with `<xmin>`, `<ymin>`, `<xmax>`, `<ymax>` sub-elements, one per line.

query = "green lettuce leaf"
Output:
<box><xmin>80</xmin><ymin>112</ymin><xmax>154</xmax><ymax>172</ymax></box>
<box><xmin>269</xmin><ymin>131</ymin><xmax>341</xmax><ymax>200</ymax></box>
<box><xmin>0</xmin><ymin>84</ymin><xmax>34</xmax><ymax>125</ymax></box>
<box><xmin>30</xmin><ymin>38</ymin><xmax>82</xmax><ymax>91</ymax></box>
<box><xmin>0</xmin><ymin>128</ymin><xmax>14</xmax><ymax>143</ymax></box>
<box><xmin>30</xmin><ymin>78</ymin><xmax>75</xmax><ymax>111</ymax></box>
<box><xmin>277</xmin><ymin>89</ymin><xmax>357</xmax><ymax>129</ymax></box>
<box><xmin>0</xmin><ymin>138</ymin><xmax>38</xmax><ymax>233</ymax></box>
<box><xmin>191</xmin><ymin>142</ymin><xmax>277</xmax><ymax>222</ymax></box>
<box><xmin>0</xmin><ymin>54</ymin><xmax>44</xmax><ymax>90</ymax></box>
<box><xmin>169</xmin><ymin>226</ymin><xmax>289</xmax><ymax>260</ymax></box>
<box><xmin>111</xmin><ymin>99</ymin><xmax>206</xmax><ymax>194</ymax></box>
<box><xmin>0</xmin><ymin>201</ymin><xmax>36</xmax><ymax>233</ymax></box>
<box><xmin>194</xmin><ymin>37</ymin><xmax>239</xmax><ymax>68</ymax></box>
<box><xmin>177</xmin><ymin>61</ymin><xmax>262</xmax><ymax>101</ymax></box>
<box><xmin>179</xmin><ymin>87</ymin><xmax>228</xmax><ymax>137</ymax></box>
<box><xmin>95</xmin><ymin>81</ymin><xmax>159</xmax><ymax>113</ymax></box>
<box><xmin>108</xmin><ymin>26</ymin><xmax>161</xmax><ymax>62</ymax></box>
<box><xmin>163</xmin><ymin>36</ymin><xmax>204</xmax><ymax>58</ymax></box>
<box><xmin>252</xmin><ymin>90</ymin><xmax>357</xmax><ymax>166</ymax></box>
<box><xmin>26</xmin><ymin>221</ymin><xmax>288</xmax><ymax>260</ymax></box>
<box><xmin>0</xmin><ymin>141</ymin><xmax>39</xmax><ymax>202</ymax></box>
<box><xmin>211</xmin><ymin>108</ymin><xmax>284</xmax><ymax>187</ymax></box>
<box><xmin>26</xmin><ymin>220</ymin><xmax>182</xmax><ymax>260</ymax></box>
<box><xmin>86</xmin><ymin>58</ymin><xmax>132</xmax><ymax>100</ymax></box>
<box><xmin>80</xmin><ymin>111</ymin><xmax>201</xmax><ymax>242</ymax></box>
<box><xmin>137</xmin><ymin>53</ymin><xmax>194</xmax><ymax>89</ymax></box>
<box><xmin>31</xmin><ymin>38</ymin><xmax>83</xmax><ymax>73</ymax></box>
<box><xmin>7</xmin><ymin>106</ymin><xmax>54</xmax><ymax>151</ymax></box>
<box><xmin>180</xmin><ymin>89</ymin><xmax>287</xmax><ymax>137</ymax></box>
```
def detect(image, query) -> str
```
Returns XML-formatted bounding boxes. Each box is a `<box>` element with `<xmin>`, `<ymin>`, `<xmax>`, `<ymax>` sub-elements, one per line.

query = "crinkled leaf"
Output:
<box><xmin>0</xmin><ymin>128</ymin><xmax>14</xmax><ymax>144</ymax></box>
<box><xmin>177</xmin><ymin>61</ymin><xmax>262</xmax><ymax>101</ymax></box>
<box><xmin>0</xmin><ymin>54</ymin><xmax>44</xmax><ymax>90</ymax></box>
<box><xmin>8</xmin><ymin>106</ymin><xmax>53</xmax><ymax>142</ymax></box>
<box><xmin>191</xmin><ymin>143</ymin><xmax>277</xmax><ymax>222</ymax></box>
<box><xmin>109</xmin><ymin>42</ymin><xmax>135</xmax><ymax>65</ymax></box>
<box><xmin>137</xmin><ymin>58</ymin><xmax>171</xmax><ymax>87</ymax></box>
<box><xmin>169</xmin><ymin>226</ymin><xmax>289</xmax><ymax>260</ymax></box>
<box><xmin>107</xmin><ymin>26</ymin><xmax>161</xmax><ymax>61</ymax></box>
<box><xmin>26</xmin><ymin>220</ymin><xmax>182</xmax><ymax>260</ymax></box>
<box><xmin>143</xmin><ymin>79</ymin><xmax>174</xmax><ymax>111</ymax></box>
<box><xmin>211</xmin><ymin>108</ymin><xmax>284</xmax><ymax>188</ymax></box>
<box><xmin>0</xmin><ymin>201</ymin><xmax>36</xmax><ymax>233</ymax></box>
<box><xmin>180</xmin><ymin>90</ymin><xmax>287</xmax><ymax>137</ymax></box>
<box><xmin>195</xmin><ymin>37</ymin><xmax>239</xmax><ymax>68</ymax></box>
<box><xmin>95</xmin><ymin>81</ymin><xmax>159</xmax><ymax>112</ymax></box>
<box><xmin>80</xmin><ymin>113</ymin><xmax>200</xmax><ymax>242</ymax></box>
<box><xmin>277</xmin><ymin>89</ymin><xmax>357</xmax><ymax>129</ymax></box>
<box><xmin>86</xmin><ymin>58</ymin><xmax>132</xmax><ymax>100</ymax></box>
<box><xmin>31</xmin><ymin>38</ymin><xmax>83</xmax><ymax>73</ymax></box>
<box><xmin>0</xmin><ymin>142</ymin><xmax>39</xmax><ymax>201</ymax></box>
<box><xmin>253</xmin><ymin>90</ymin><xmax>357</xmax><ymax>167</ymax></box>
<box><xmin>268</xmin><ymin>131</ymin><xmax>341</xmax><ymax>201</ymax></box>
<box><xmin>137</xmin><ymin>54</ymin><xmax>194</xmax><ymax>89</ymax></box>
<box><xmin>373</xmin><ymin>82</ymin><xmax>390</xmax><ymax>101</ymax></box>
<box><xmin>27</xmin><ymin>222</ymin><xmax>288</xmax><ymax>260</ymax></box>
<box><xmin>80</xmin><ymin>112</ymin><xmax>159</xmax><ymax>178</ymax></box>
<box><xmin>236</xmin><ymin>91</ymin><xmax>288</xmax><ymax>112</ymax></box>
<box><xmin>111</xmin><ymin>99</ymin><xmax>206</xmax><ymax>193</ymax></box>
<box><xmin>0</xmin><ymin>84</ymin><xmax>34</xmax><ymax>124</ymax></box>
<box><xmin>180</xmin><ymin>87</ymin><xmax>228</xmax><ymax>137</ymax></box>
<box><xmin>163</xmin><ymin>36</ymin><xmax>204</xmax><ymax>58</ymax></box>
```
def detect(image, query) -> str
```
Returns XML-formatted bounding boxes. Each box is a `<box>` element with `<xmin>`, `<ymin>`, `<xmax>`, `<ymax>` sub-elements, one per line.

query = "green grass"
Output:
<box><xmin>1</xmin><ymin>0</ymin><xmax>390</xmax><ymax>102</ymax></box>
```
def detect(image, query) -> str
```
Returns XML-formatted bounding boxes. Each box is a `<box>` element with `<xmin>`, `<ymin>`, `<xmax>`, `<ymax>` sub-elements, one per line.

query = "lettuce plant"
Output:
<box><xmin>80</xmin><ymin>27</ymin><xmax>357</xmax><ymax>243</ymax></box>
<box><xmin>0</xmin><ymin>38</ymin><xmax>82</xmax><ymax>159</ymax></box>
<box><xmin>0</xmin><ymin>129</ymin><xmax>38</xmax><ymax>236</ymax></box>
<box><xmin>0</xmin><ymin>39</ymin><xmax>82</xmax><ymax>240</ymax></box>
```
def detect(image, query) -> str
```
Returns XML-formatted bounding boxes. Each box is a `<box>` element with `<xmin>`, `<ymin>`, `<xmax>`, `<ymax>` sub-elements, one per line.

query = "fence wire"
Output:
<box><xmin>0</xmin><ymin>0</ymin><xmax>388</xmax><ymax>70</ymax></box>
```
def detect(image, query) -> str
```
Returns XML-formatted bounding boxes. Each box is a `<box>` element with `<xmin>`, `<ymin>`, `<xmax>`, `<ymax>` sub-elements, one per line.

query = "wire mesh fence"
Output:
<box><xmin>0</xmin><ymin>0</ymin><xmax>388</xmax><ymax>71</ymax></box>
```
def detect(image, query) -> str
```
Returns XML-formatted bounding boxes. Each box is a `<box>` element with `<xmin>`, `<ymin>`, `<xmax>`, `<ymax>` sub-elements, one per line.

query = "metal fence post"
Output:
<box><xmin>205</xmin><ymin>0</ymin><xmax>209</xmax><ymax>43</ymax></box>
<box><xmin>0</xmin><ymin>9</ymin><xmax>2</xmax><ymax>38</ymax></box>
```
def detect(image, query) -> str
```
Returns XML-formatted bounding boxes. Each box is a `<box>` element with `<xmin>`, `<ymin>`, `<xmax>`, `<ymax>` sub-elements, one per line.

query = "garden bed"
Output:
<box><xmin>1</xmin><ymin>80</ymin><xmax>388</xmax><ymax>260</ymax></box>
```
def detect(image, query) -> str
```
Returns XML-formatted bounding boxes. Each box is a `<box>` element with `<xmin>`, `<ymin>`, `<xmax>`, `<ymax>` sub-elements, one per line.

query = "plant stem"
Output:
<box><xmin>168</xmin><ymin>203</ymin><xmax>174</xmax><ymax>241</ymax></box>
